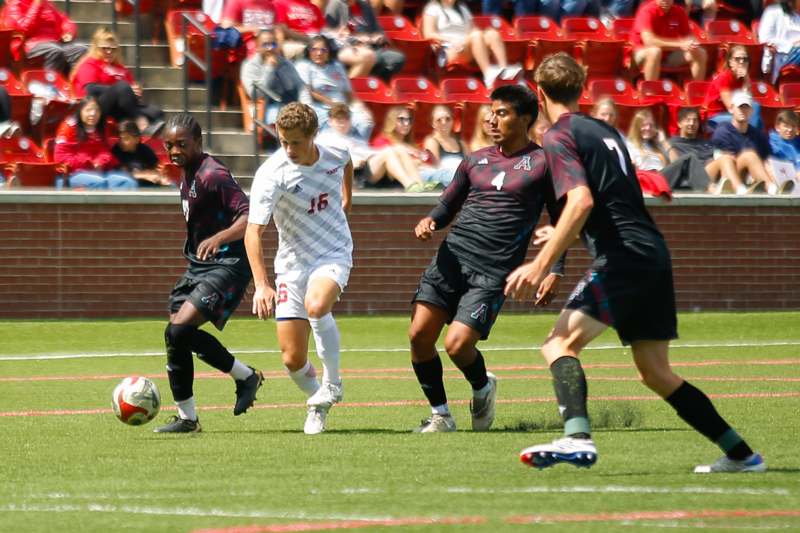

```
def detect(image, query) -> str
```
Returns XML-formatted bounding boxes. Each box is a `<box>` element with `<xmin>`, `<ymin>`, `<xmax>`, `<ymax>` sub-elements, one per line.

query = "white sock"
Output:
<box><xmin>767</xmin><ymin>182</ymin><xmax>778</xmax><ymax>195</ymax></box>
<box><xmin>229</xmin><ymin>360</ymin><xmax>253</xmax><ymax>381</ymax></box>
<box><xmin>287</xmin><ymin>359</ymin><xmax>320</xmax><ymax>397</ymax></box>
<box><xmin>474</xmin><ymin>380</ymin><xmax>492</xmax><ymax>399</ymax></box>
<box><xmin>736</xmin><ymin>184</ymin><xmax>748</xmax><ymax>195</ymax></box>
<box><xmin>176</xmin><ymin>397</ymin><xmax>197</xmax><ymax>421</ymax></box>
<box><xmin>308</xmin><ymin>314</ymin><xmax>341</xmax><ymax>385</ymax></box>
<box><xmin>432</xmin><ymin>403</ymin><xmax>450</xmax><ymax>416</ymax></box>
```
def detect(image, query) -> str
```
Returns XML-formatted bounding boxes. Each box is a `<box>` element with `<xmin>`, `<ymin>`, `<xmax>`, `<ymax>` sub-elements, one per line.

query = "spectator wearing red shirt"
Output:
<box><xmin>2</xmin><ymin>0</ymin><xmax>87</xmax><ymax>75</ymax></box>
<box><xmin>275</xmin><ymin>0</ymin><xmax>325</xmax><ymax>59</ymax></box>
<box><xmin>631</xmin><ymin>0</ymin><xmax>707</xmax><ymax>81</ymax></box>
<box><xmin>71</xmin><ymin>28</ymin><xmax>164</xmax><ymax>136</ymax></box>
<box><xmin>54</xmin><ymin>97</ymin><xmax>137</xmax><ymax>190</ymax></box>
<box><xmin>220</xmin><ymin>0</ymin><xmax>280</xmax><ymax>54</ymax></box>
<box><xmin>703</xmin><ymin>44</ymin><xmax>763</xmax><ymax>131</ymax></box>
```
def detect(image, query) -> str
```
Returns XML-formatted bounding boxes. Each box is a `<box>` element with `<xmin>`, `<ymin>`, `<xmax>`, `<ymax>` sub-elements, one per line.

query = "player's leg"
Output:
<box><xmin>408</xmin><ymin>302</ymin><xmax>453</xmax><ymax>432</ymax></box>
<box><xmin>632</xmin><ymin>340</ymin><xmax>766</xmax><ymax>473</ymax></box>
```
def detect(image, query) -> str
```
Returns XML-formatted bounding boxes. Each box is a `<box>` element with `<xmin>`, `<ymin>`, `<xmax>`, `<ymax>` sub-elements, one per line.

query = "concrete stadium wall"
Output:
<box><xmin>1</xmin><ymin>191</ymin><xmax>799</xmax><ymax>319</ymax></box>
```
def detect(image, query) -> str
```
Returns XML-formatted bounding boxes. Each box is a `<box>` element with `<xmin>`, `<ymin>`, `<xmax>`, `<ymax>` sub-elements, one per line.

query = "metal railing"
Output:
<box><xmin>250</xmin><ymin>85</ymin><xmax>277</xmax><ymax>167</ymax></box>
<box><xmin>181</xmin><ymin>13</ymin><xmax>213</xmax><ymax>149</ymax></box>
<box><xmin>110</xmin><ymin>0</ymin><xmax>142</xmax><ymax>80</ymax></box>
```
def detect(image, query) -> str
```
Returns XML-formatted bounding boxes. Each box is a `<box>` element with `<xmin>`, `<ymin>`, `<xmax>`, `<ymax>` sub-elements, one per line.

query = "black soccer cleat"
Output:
<box><xmin>153</xmin><ymin>415</ymin><xmax>202</xmax><ymax>433</ymax></box>
<box><xmin>234</xmin><ymin>367</ymin><xmax>264</xmax><ymax>416</ymax></box>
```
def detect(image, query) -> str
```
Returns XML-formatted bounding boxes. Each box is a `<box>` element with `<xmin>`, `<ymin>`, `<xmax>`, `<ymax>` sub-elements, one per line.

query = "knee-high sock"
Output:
<box><xmin>308</xmin><ymin>314</ymin><xmax>340</xmax><ymax>384</ymax></box>
<box><xmin>190</xmin><ymin>328</ymin><xmax>236</xmax><ymax>373</ymax></box>
<box><xmin>456</xmin><ymin>349</ymin><xmax>489</xmax><ymax>392</ymax></box>
<box><xmin>287</xmin><ymin>359</ymin><xmax>320</xmax><ymax>397</ymax></box>
<box><xmin>165</xmin><ymin>323</ymin><xmax>195</xmax><ymax>402</ymax></box>
<box><xmin>551</xmin><ymin>356</ymin><xmax>591</xmax><ymax>438</ymax></box>
<box><xmin>412</xmin><ymin>355</ymin><xmax>448</xmax><ymax>411</ymax></box>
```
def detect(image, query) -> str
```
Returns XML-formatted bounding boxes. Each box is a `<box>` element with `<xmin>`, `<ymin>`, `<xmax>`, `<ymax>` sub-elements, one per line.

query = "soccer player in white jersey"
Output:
<box><xmin>245</xmin><ymin>102</ymin><xmax>353</xmax><ymax>435</ymax></box>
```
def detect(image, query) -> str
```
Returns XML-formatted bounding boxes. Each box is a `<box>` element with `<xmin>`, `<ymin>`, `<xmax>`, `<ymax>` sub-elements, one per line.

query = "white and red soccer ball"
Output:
<box><xmin>112</xmin><ymin>377</ymin><xmax>161</xmax><ymax>426</ymax></box>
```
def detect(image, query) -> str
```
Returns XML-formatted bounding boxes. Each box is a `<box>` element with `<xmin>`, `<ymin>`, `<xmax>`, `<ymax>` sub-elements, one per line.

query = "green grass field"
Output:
<box><xmin>1</xmin><ymin>312</ymin><xmax>799</xmax><ymax>532</ymax></box>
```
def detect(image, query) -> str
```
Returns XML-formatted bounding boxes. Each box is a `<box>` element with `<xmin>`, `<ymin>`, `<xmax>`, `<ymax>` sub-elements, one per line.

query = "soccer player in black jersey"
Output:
<box><xmin>153</xmin><ymin>113</ymin><xmax>264</xmax><ymax>434</ymax></box>
<box><xmin>408</xmin><ymin>85</ymin><xmax>564</xmax><ymax>433</ymax></box>
<box><xmin>506</xmin><ymin>53</ymin><xmax>764</xmax><ymax>473</ymax></box>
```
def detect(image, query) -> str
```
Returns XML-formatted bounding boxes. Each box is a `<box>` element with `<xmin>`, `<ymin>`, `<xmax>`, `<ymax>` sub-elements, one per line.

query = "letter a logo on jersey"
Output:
<box><xmin>513</xmin><ymin>155</ymin><xmax>531</xmax><ymax>171</ymax></box>
<box><xmin>470</xmin><ymin>303</ymin><xmax>488</xmax><ymax>323</ymax></box>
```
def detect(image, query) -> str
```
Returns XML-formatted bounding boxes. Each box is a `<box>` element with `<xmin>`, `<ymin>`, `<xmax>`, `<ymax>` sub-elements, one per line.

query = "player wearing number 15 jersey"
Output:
<box><xmin>245</xmin><ymin>102</ymin><xmax>353</xmax><ymax>435</ymax></box>
<box><xmin>408</xmin><ymin>85</ymin><xmax>565</xmax><ymax>433</ymax></box>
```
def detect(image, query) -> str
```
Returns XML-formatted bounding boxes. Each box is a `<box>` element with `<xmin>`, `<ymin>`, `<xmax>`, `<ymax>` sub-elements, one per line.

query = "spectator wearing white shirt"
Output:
<box><xmin>758</xmin><ymin>0</ymin><xmax>800</xmax><ymax>82</ymax></box>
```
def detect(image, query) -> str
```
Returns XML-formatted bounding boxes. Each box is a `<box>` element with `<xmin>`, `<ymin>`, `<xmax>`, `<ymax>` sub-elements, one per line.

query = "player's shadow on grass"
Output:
<box><xmin>198</xmin><ymin>428</ymin><xmax>412</xmax><ymax>435</ymax></box>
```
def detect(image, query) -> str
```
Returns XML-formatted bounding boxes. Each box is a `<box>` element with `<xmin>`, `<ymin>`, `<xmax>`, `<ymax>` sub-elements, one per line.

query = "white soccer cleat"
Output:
<box><xmin>694</xmin><ymin>453</ymin><xmax>766</xmax><ymax>474</ymax></box>
<box><xmin>307</xmin><ymin>380</ymin><xmax>343</xmax><ymax>409</ymax></box>
<box><xmin>303</xmin><ymin>405</ymin><xmax>328</xmax><ymax>435</ymax></box>
<box><xmin>413</xmin><ymin>413</ymin><xmax>456</xmax><ymax>433</ymax></box>
<box><xmin>519</xmin><ymin>437</ymin><xmax>598</xmax><ymax>469</ymax></box>
<box><xmin>470</xmin><ymin>372</ymin><xmax>497</xmax><ymax>431</ymax></box>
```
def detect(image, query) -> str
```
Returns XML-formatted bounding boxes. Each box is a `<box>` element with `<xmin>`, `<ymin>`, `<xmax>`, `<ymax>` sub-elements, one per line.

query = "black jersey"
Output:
<box><xmin>544</xmin><ymin>113</ymin><xmax>670</xmax><ymax>270</ymax></box>
<box><xmin>427</xmin><ymin>142</ymin><xmax>562</xmax><ymax>280</ymax></box>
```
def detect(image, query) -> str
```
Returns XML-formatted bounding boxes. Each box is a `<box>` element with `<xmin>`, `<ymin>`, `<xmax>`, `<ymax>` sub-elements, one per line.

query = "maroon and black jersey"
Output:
<box><xmin>544</xmin><ymin>113</ymin><xmax>670</xmax><ymax>271</ymax></box>
<box><xmin>179</xmin><ymin>154</ymin><xmax>250</xmax><ymax>268</ymax></box>
<box><xmin>427</xmin><ymin>142</ymin><xmax>562</xmax><ymax>280</ymax></box>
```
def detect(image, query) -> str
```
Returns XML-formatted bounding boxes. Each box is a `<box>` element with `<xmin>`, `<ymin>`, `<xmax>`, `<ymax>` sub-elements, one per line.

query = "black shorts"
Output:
<box><xmin>412</xmin><ymin>248</ymin><xmax>506</xmax><ymax>340</ymax></box>
<box><xmin>565</xmin><ymin>268</ymin><xmax>678</xmax><ymax>345</ymax></box>
<box><xmin>168</xmin><ymin>264</ymin><xmax>251</xmax><ymax>330</ymax></box>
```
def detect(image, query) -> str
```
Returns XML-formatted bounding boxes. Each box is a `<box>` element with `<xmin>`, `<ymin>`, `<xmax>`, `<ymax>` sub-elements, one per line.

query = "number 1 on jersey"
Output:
<box><xmin>603</xmin><ymin>138</ymin><xmax>629</xmax><ymax>176</ymax></box>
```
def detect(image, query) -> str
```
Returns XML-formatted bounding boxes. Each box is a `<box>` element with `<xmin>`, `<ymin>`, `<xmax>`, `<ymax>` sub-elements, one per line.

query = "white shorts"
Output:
<box><xmin>274</xmin><ymin>261</ymin><xmax>351</xmax><ymax>320</ymax></box>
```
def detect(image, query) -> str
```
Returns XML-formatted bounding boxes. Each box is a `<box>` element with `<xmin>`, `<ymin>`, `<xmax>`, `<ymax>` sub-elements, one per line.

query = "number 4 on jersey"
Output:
<box><xmin>491</xmin><ymin>171</ymin><xmax>506</xmax><ymax>190</ymax></box>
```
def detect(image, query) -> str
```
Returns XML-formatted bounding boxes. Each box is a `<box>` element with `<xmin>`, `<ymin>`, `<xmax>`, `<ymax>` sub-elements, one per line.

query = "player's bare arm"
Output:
<box><xmin>342</xmin><ymin>158</ymin><xmax>353</xmax><ymax>215</ymax></box>
<box><xmin>244</xmin><ymin>222</ymin><xmax>277</xmax><ymax>320</ymax></box>
<box><xmin>414</xmin><ymin>216</ymin><xmax>436</xmax><ymax>241</ymax></box>
<box><xmin>196</xmin><ymin>214</ymin><xmax>249</xmax><ymax>261</ymax></box>
<box><xmin>505</xmin><ymin>185</ymin><xmax>593</xmax><ymax>299</ymax></box>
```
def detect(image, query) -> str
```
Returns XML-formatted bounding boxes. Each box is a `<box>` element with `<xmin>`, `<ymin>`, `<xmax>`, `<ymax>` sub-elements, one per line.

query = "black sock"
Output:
<box><xmin>164</xmin><ymin>323</ymin><xmax>195</xmax><ymax>402</ymax></box>
<box><xmin>457</xmin><ymin>349</ymin><xmax>489</xmax><ymax>391</ymax></box>
<box><xmin>551</xmin><ymin>356</ymin><xmax>591</xmax><ymax>438</ymax></box>
<box><xmin>412</xmin><ymin>356</ymin><xmax>447</xmax><ymax>408</ymax></box>
<box><xmin>190</xmin><ymin>329</ymin><xmax>235</xmax><ymax>373</ymax></box>
<box><xmin>666</xmin><ymin>381</ymin><xmax>754</xmax><ymax>460</ymax></box>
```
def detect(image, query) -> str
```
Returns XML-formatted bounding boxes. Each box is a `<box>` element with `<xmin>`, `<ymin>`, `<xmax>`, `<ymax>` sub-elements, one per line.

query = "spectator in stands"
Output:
<box><xmin>626</xmin><ymin>109</ymin><xmax>671</xmax><ymax>171</ymax></box>
<box><xmin>663</xmin><ymin>106</ymin><xmax>716</xmax><ymax>191</ymax></box>
<box><xmin>711</xmin><ymin>90</ymin><xmax>778</xmax><ymax>194</ymax></box>
<box><xmin>220</xmin><ymin>0</ymin><xmax>279</xmax><ymax>54</ymax></box>
<box><xmin>240</xmin><ymin>29</ymin><xmax>304</xmax><ymax>121</ymax></box>
<box><xmin>421</xmin><ymin>0</ymin><xmax>510</xmax><ymax>87</ymax></box>
<box><xmin>112</xmin><ymin>120</ymin><xmax>172</xmax><ymax>187</ymax></box>
<box><xmin>768</xmin><ymin>109</ymin><xmax>800</xmax><ymax>190</ymax></box>
<box><xmin>324</xmin><ymin>0</ymin><xmax>405</xmax><ymax>80</ymax></box>
<box><xmin>54</xmin><ymin>97</ymin><xmax>137</xmax><ymax>190</ymax></box>
<box><xmin>530</xmin><ymin>114</ymin><xmax>551</xmax><ymax>146</ymax></box>
<box><xmin>372</xmin><ymin>105</ymin><xmax>448</xmax><ymax>190</ymax></box>
<box><xmin>422</xmin><ymin>105</ymin><xmax>466</xmax><ymax>185</ymax></box>
<box><xmin>275</xmin><ymin>0</ymin><xmax>326</xmax><ymax>59</ymax></box>
<box><xmin>758</xmin><ymin>0</ymin><xmax>800</xmax><ymax>83</ymax></box>
<box><xmin>0</xmin><ymin>87</ymin><xmax>21</xmax><ymax>138</ymax></box>
<box><xmin>2</xmin><ymin>0</ymin><xmax>87</xmax><ymax>76</ymax></box>
<box><xmin>704</xmin><ymin>45</ymin><xmax>762</xmax><ymax>131</ymax></box>
<box><xmin>534</xmin><ymin>0</ymin><xmax>603</xmax><ymax>23</ymax></box>
<box><xmin>469</xmin><ymin>104</ymin><xmax>493</xmax><ymax>152</ymax></box>
<box><xmin>591</xmin><ymin>97</ymin><xmax>625</xmax><ymax>137</ymax></box>
<box><xmin>369</xmin><ymin>0</ymin><xmax>402</xmax><ymax>15</ymax></box>
<box><xmin>71</xmin><ymin>28</ymin><xmax>165</xmax><ymax>137</ymax></box>
<box><xmin>631</xmin><ymin>0</ymin><xmax>707</xmax><ymax>82</ymax></box>
<box><xmin>296</xmin><ymin>35</ymin><xmax>374</xmax><ymax>139</ymax></box>
<box><xmin>319</xmin><ymin>102</ymin><xmax>434</xmax><ymax>190</ymax></box>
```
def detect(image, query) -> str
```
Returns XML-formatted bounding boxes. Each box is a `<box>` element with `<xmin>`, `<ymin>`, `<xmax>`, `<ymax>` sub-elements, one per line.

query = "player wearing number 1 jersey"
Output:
<box><xmin>245</xmin><ymin>102</ymin><xmax>353</xmax><ymax>435</ymax></box>
<box><xmin>506</xmin><ymin>53</ymin><xmax>764</xmax><ymax>473</ymax></box>
<box><xmin>408</xmin><ymin>85</ymin><xmax>565</xmax><ymax>433</ymax></box>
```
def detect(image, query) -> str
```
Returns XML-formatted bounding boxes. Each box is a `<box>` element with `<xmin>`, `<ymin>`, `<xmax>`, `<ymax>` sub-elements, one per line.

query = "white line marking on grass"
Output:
<box><xmin>443</xmin><ymin>486</ymin><xmax>791</xmax><ymax>496</ymax></box>
<box><xmin>506</xmin><ymin>509</ymin><xmax>800</xmax><ymax>525</ymax></box>
<box><xmin>3</xmin><ymin>340</ymin><xmax>800</xmax><ymax>361</ymax></box>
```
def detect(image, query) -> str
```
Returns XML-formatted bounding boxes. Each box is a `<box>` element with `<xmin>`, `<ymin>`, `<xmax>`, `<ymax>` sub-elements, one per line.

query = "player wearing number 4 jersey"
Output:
<box><xmin>408</xmin><ymin>84</ymin><xmax>565</xmax><ymax>433</ymax></box>
<box><xmin>245</xmin><ymin>102</ymin><xmax>353</xmax><ymax>435</ymax></box>
<box><xmin>507</xmin><ymin>53</ymin><xmax>764</xmax><ymax>473</ymax></box>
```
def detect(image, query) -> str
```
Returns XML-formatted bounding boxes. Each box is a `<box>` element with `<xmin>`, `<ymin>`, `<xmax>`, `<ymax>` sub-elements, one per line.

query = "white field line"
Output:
<box><xmin>2</xmin><ymin>340</ymin><xmax>800</xmax><ymax>361</ymax></box>
<box><xmin>441</xmin><ymin>486</ymin><xmax>792</xmax><ymax>496</ymax></box>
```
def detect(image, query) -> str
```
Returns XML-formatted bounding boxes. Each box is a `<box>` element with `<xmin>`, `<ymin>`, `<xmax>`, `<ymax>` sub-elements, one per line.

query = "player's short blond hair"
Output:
<box><xmin>535</xmin><ymin>52</ymin><xmax>587</xmax><ymax>105</ymax></box>
<box><xmin>276</xmin><ymin>102</ymin><xmax>318</xmax><ymax>137</ymax></box>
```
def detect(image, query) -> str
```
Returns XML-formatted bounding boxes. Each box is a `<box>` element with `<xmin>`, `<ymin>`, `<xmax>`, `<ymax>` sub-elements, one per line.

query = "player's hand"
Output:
<box><xmin>533</xmin><ymin>225</ymin><xmax>555</xmax><ymax>245</ymax></box>
<box><xmin>534</xmin><ymin>273</ymin><xmax>561</xmax><ymax>307</ymax></box>
<box><xmin>252</xmin><ymin>284</ymin><xmax>276</xmax><ymax>320</ymax></box>
<box><xmin>415</xmin><ymin>216</ymin><xmax>436</xmax><ymax>241</ymax></box>
<box><xmin>505</xmin><ymin>260</ymin><xmax>546</xmax><ymax>299</ymax></box>
<box><xmin>197</xmin><ymin>235</ymin><xmax>223</xmax><ymax>260</ymax></box>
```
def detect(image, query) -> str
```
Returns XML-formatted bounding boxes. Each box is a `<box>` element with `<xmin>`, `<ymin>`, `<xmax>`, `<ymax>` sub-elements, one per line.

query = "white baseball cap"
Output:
<box><xmin>731</xmin><ymin>90</ymin><xmax>753</xmax><ymax>108</ymax></box>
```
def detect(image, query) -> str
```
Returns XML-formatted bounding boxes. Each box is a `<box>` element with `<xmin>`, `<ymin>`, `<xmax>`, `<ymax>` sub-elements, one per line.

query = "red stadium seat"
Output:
<box><xmin>351</xmin><ymin>76</ymin><xmax>396</xmax><ymax>136</ymax></box>
<box><xmin>441</xmin><ymin>77</ymin><xmax>489</xmax><ymax>139</ymax></box>
<box><xmin>514</xmin><ymin>16</ymin><xmax>574</xmax><ymax>71</ymax></box>
<box><xmin>751</xmin><ymin>80</ymin><xmax>792</xmax><ymax>128</ymax></box>
<box><xmin>684</xmin><ymin>80</ymin><xmax>712</xmax><ymax>106</ymax></box>
<box><xmin>21</xmin><ymin>69</ymin><xmax>75</xmax><ymax>143</ymax></box>
<box><xmin>562</xmin><ymin>18</ymin><xmax>625</xmax><ymax>79</ymax></box>
<box><xmin>0</xmin><ymin>136</ymin><xmax>46</xmax><ymax>163</ymax></box>
<box><xmin>472</xmin><ymin>15</ymin><xmax>527</xmax><ymax>66</ymax></box>
<box><xmin>0</xmin><ymin>29</ymin><xmax>14</xmax><ymax>69</ymax></box>
<box><xmin>4</xmin><ymin>161</ymin><xmax>65</xmax><ymax>186</ymax></box>
<box><xmin>780</xmin><ymin>83</ymin><xmax>800</xmax><ymax>107</ymax></box>
<box><xmin>637</xmin><ymin>79</ymin><xmax>687</xmax><ymax>134</ymax></box>
<box><xmin>611</xmin><ymin>17</ymin><xmax>634</xmax><ymax>41</ymax></box>
<box><xmin>584</xmin><ymin>78</ymin><xmax>651</xmax><ymax>132</ymax></box>
<box><xmin>377</xmin><ymin>15</ymin><xmax>433</xmax><ymax>75</ymax></box>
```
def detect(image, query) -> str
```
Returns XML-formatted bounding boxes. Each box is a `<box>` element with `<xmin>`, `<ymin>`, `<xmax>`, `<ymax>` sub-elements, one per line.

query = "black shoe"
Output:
<box><xmin>153</xmin><ymin>415</ymin><xmax>201</xmax><ymax>433</ymax></box>
<box><xmin>234</xmin><ymin>367</ymin><xmax>264</xmax><ymax>415</ymax></box>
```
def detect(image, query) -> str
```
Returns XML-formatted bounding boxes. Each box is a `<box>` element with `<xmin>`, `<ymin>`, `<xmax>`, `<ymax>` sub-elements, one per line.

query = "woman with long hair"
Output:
<box><xmin>759</xmin><ymin>0</ymin><xmax>800</xmax><ymax>82</ymax></box>
<box><xmin>54</xmin><ymin>97</ymin><xmax>137</xmax><ymax>189</ymax></box>
<box><xmin>626</xmin><ymin>109</ymin><xmax>671</xmax><ymax>171</ymax></box>
<box><xmin>703</xmin><ymin>44</ymin><xmax>762</xmax><ymax>131</ymax></box>
<box><xmin>422</xmin><ymin>105</ymin><xmax>467</xmax><ymax>184</ymax></box>
<box><xmin>469</xmin><ymin>104</ymin><xmax>493</xmax><ymax>152</ymax></box>
<box><xmin>71</xmin><ymin>27</ymin><xmax>164</xmax><ymax>136</ymax></box>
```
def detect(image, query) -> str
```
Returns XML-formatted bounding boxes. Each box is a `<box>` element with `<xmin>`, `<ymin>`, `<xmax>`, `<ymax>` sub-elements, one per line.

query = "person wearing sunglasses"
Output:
<box><xmin>422</xmin><ymin>105</ymin><xmax>467</xmax><ymax>187</ymax></box>
<box><xmin>703</xmin><ymin>44</ymin><xmax>762</xmax><ymax>133</ymax></box>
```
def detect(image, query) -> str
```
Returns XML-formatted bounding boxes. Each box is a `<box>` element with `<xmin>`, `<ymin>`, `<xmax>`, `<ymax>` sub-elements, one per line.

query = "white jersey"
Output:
<box><xmin>249</xmin><ymin>141</ymin><xmax>353</xmax><ymax>273</ymax></box>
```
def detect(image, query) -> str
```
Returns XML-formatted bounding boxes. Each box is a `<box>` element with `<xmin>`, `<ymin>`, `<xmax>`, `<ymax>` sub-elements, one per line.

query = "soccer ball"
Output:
<box><xmin>112</xmin><ymin>377</ymin><xmax>161</xmax><ymax>426</ymax></box>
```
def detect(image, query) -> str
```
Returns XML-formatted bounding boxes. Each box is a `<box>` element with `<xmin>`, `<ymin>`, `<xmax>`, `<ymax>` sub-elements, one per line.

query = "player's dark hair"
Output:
<box><xmin>677</xmin><ymin>107</ymin><xmax>700</xmax><ymax>123</ymax></box>
<box><xmin>535</xmin><ymin>52</ymin><xmax>587</xmax><ymax>105</ymax></box>
<box><xmin>118</xmin><ymin>119</ymin><xmax>141</xmax><ymax>137</ymax></box>
<box><xmin>490</xmin><ymin>84</ymin><xmax>538</xmax><ymax>128</ymax></box>
<box><xmin>75</xmin><ymin>97</ymin><xmax>106</xmax><ymax>141</ymax></box>
<box><xmin>164</xmin><ymin>113</ymin><xmax>202</xmax><ymax>141</ymax></box>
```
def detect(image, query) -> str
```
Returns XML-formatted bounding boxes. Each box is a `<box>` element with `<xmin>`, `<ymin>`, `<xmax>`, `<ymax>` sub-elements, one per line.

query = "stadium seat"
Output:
<box><xmin>611</xmin><ymin>17</ymin><xmax>634</xmax><ymax>41</ymax></box>
<box><xmin>440</xmin><ymin>77</ymin><xmax>489</xmax><ymax>139</ymax></box>
<box><xmin>471</xmin><ymin>15</ymin><xmax>527</xmax><ymax>66</ymax></box>
<box><xmin>562</xmin><ymin>17</ymin><xmax>626</xmax><ymax>79</ymax></box>
<box><xmin>780</xmin><ymin>83</ymin><xmax>800</xmax><ymax>107</ymax></box>
<box><xmin>0</xmin><ymin>29</ymin><xmax>14</xmax><ymax>69</ymax></box>
<box><xmin>704</xmin><ymin>19</ymin><xmax>763</xmax><ymax>77</ymax></box>
<box><xmin>751</xmin><ymin>80</ymin><xmax>792</xmax><ymax>128</ymax></box>
<box><xmin>637</xmin><ymin>79</ymin><xmax>687</xmax><ymax>134</ymax></box>
<box><xmin>684</xmin><ymin>80</ymin><xmax>712</xmax><ymax>107</ymax></box>
<box><xmin>351</xmin><ymin>76</ymin><xmax>396</xmax><ymax>136</ymax></box>
<box><xmin>0</xmin><ymin>136</ymin><xmax>46</xmax><ymax>163</ymax></box>
<box><xmin>377</xmin><ymin>15</ymin><xmax>433</xmax><ymax>75</ymax></box>
<box><xmin>3</xmin><ymin>161</ymin><xmax>65</xmax><ymax>187</ymax></box>
<box><xmin>20</xmin><ymin>69</ymin><xmax>75</xmax><ymax>143</ymax></box>
<box><xmin>391</xmin><ymin>76</ymin><xmax>454</xmax><ymax>143</ymax></box>
<box><xmin>513</xmin><ymin>16</ymin><xmax>574</xmax><ymax>71</ymax></box>
<box><xmin>584</xmin><ymin>78</ymin><xmax>651</xmax><ymax>132</ymax></box>
<box><xmin>0</xmin><ymin>68</ymin><xmax>32</xmax><ymax>133</ymax></box>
